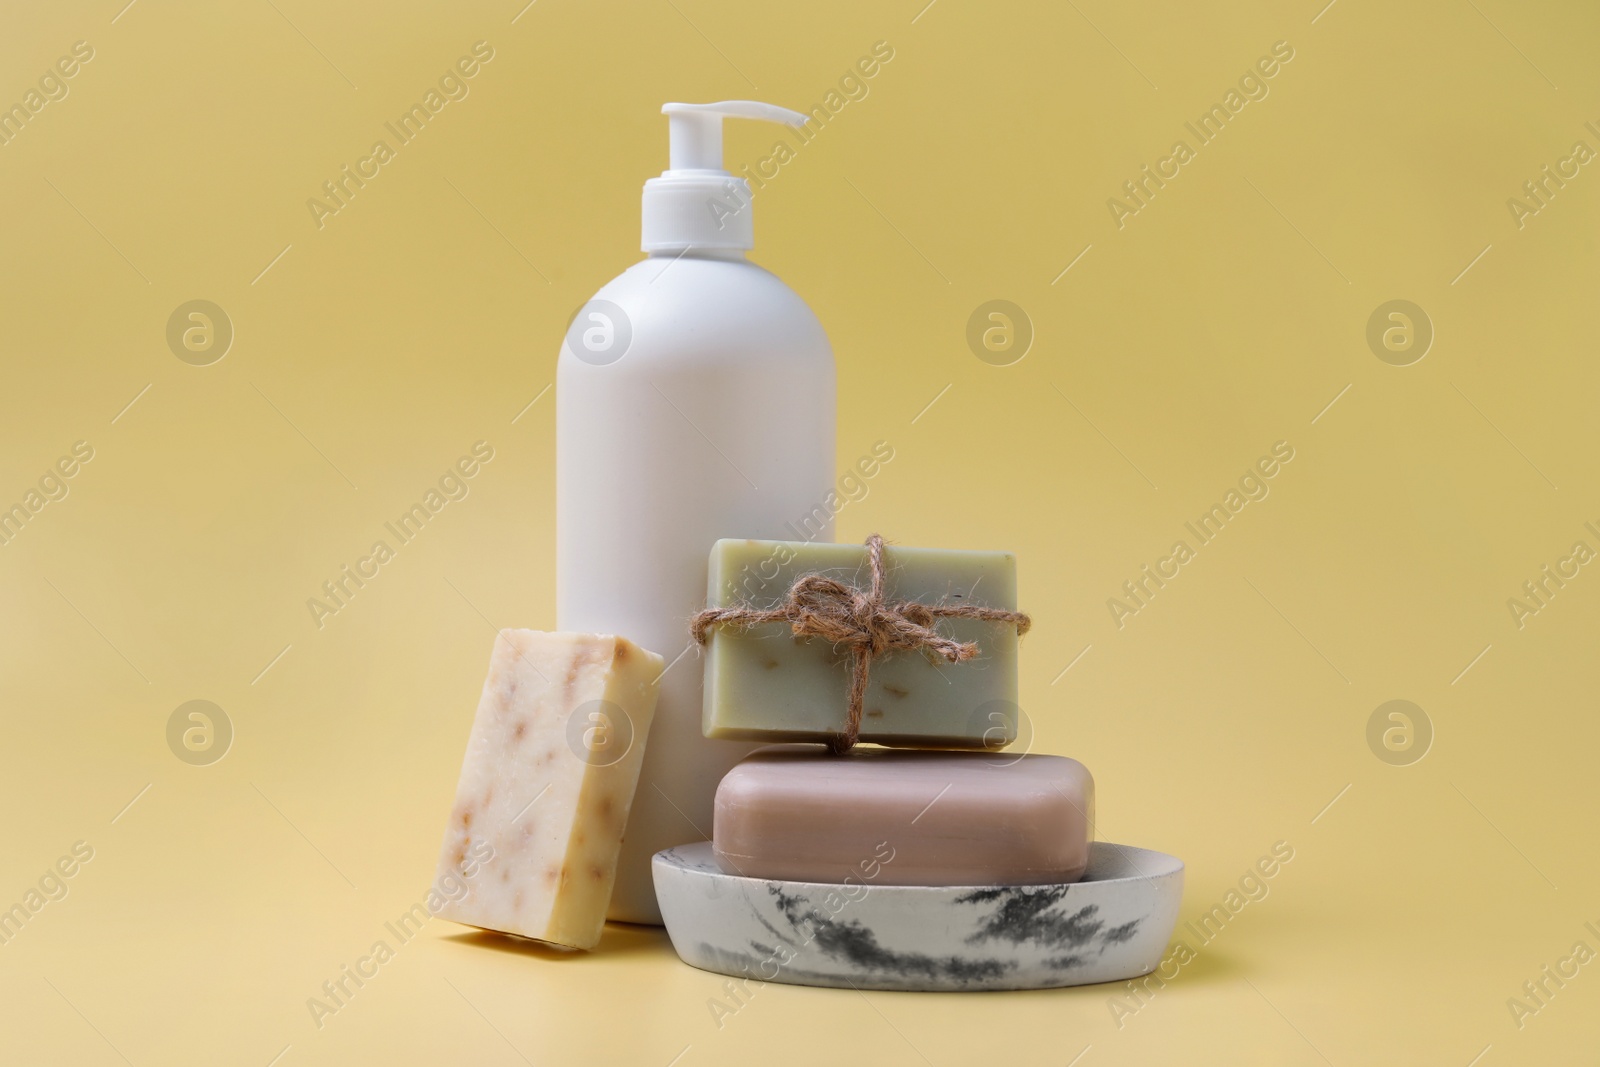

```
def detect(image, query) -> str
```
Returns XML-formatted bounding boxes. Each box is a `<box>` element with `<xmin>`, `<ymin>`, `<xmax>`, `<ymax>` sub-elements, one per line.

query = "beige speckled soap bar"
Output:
<box><xmin>434</xmin><ymin>630</ymin><xmax>662</xmax><ymax>950</ymax></box>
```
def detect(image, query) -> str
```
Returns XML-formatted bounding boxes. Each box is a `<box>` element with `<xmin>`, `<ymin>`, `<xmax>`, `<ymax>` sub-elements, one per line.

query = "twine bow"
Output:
<box><xmin>691</xmin><ymin>534</ymin><xmax>1031</xmax><ymax>753</ymax></box>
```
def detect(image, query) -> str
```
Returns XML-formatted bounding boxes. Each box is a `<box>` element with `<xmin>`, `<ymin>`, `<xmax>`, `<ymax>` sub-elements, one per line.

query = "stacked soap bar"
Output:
<box><xmin>714</xmin><ymin>746</ymin><xmax>1093</xmax><ymax>885</ymax></box>
<box><xmin>434</xmin><ymin>630</ymin><xmax>662</xmax><ymax>950</ymax></box>
<box><xmin>702</xmin><ymin>538</ymin><xmax>1021</xmax><ymax>746</ymax></box>
<box><xmin>697</xmin><ymin>535</ymin><xmax>1099</xmax><ymax>890</ymax></box>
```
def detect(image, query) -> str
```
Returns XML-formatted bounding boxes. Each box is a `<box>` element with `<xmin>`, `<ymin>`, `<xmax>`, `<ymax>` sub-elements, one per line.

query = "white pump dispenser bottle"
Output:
<box><xmin>556</xmin><ymin>101</ymin><xmax>837</xmax><ymax>924</ymax></box>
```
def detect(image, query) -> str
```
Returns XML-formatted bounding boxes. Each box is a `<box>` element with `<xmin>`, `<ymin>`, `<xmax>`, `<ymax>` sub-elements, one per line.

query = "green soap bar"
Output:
<box><xmin>701</xmin><ymin>539</ymin><xmax>1021</xmax><ymax>746</ymax></box>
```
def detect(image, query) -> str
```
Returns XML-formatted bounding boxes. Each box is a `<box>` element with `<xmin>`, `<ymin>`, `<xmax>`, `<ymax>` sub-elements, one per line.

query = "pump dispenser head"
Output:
<box><xmin>641</xmin><ymin>100</ymin><xmax>808</xmax><ymax>253</ymax></box>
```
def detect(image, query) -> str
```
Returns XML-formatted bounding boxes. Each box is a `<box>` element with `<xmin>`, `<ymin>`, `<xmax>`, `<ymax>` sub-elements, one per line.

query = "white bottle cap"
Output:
<box><xmin>641</xmin><ymin>100</ymin><xmax>808</xmax><ymax>253</ymax></box>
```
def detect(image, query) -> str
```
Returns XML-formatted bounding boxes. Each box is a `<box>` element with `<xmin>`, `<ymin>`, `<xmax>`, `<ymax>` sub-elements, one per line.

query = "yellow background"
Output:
<box><xmin>3</xmin><ymin>0</ymin><xmax>1598</xmax><ymax>1063</ymax></box>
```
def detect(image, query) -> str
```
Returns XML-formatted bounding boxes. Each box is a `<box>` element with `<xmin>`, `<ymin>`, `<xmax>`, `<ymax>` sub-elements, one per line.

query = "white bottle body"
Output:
<box><xmin>556</xmin><ymin>251</ymin><xmax>836</xmax><ymax>924</ymax></box>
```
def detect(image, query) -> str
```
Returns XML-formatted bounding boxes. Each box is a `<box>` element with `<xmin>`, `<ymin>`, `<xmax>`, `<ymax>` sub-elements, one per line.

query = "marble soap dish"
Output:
<box><xmin>653</xmin><ymin>841</ymin><xmax>1184</xmax><ymax>992</ymax></box>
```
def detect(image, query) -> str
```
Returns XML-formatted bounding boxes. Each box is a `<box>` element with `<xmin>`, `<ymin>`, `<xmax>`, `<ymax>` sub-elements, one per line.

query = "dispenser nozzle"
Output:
<box><xmin>642</xmin><ymin>100</ymin><xmax>809</xmax><ymax>253</ymax></box>
<box><xmin>661</xmin><ymin>101</ymin><xmax>810</xmax><ymax>172</ymax></box>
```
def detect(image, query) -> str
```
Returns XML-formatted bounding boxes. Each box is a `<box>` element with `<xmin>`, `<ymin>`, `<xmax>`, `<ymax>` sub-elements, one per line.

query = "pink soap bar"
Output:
<box><xmin>713</xmin><ymin>746</ymin><xmax>1094</xmax><ymax>886</ymax></box>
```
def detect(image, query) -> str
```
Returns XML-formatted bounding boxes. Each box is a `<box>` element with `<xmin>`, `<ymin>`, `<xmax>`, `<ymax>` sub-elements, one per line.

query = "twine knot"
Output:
<box><xmin>691</xmin><ymin>534</ymin><xmax>1030</xmax><ymax>753</ymax></box>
